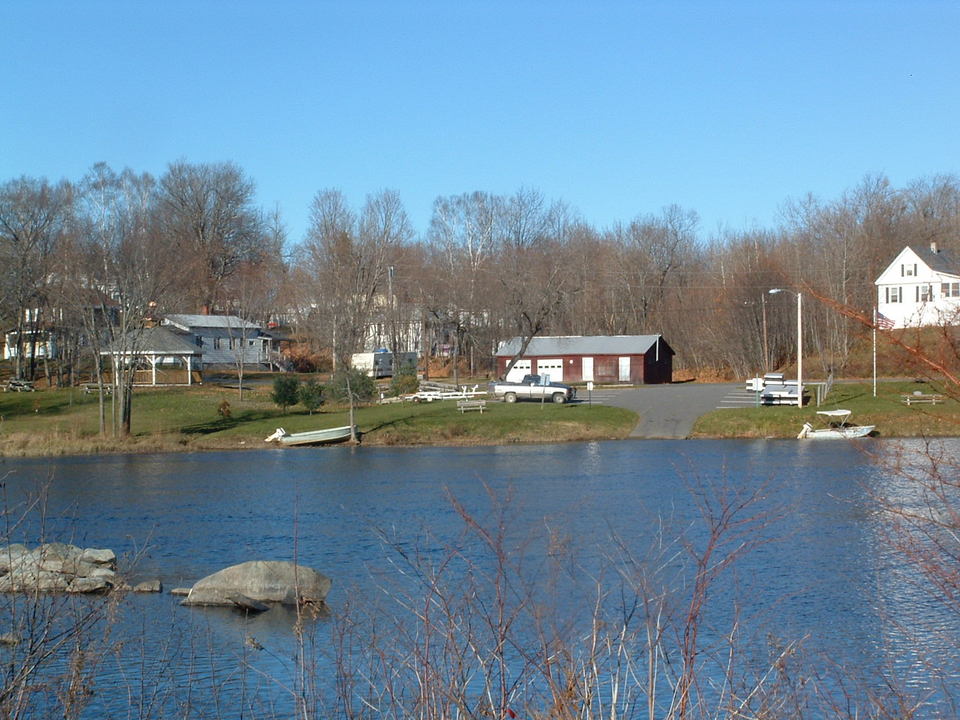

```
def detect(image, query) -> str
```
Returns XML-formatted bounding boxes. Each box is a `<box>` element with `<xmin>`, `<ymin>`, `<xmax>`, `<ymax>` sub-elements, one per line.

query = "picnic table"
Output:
<box><xmin>4</xmin><ymin>378</ymin><xmax>35</xmax><ymax>392</ymax></box>
<box><xmin>901</xmin><ymin>392</ymin><xmax>945</xmax><ymax>405</ymax></box>
<box><xmin>457</xmin><ymin>399</ymin><xmax>487</xmax><ymax>413</ymax></box>
<box><xmin>82</xmin><ymin>383</ymin><xmax>113</xmax><ymax>395</ymax></box>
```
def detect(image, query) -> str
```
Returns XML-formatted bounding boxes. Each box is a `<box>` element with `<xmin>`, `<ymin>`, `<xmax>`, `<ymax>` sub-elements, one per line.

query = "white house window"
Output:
<box><xmin>886</xmin><ymin>287</ymin><xmax>902</xmax><ymax>303</ymax></box>
<box><xmin>213</xmin><ymin>337</ymin><xmax>222</xmax><ymax>350</ymax></box>
<box><xmin>942</xmin><ymin>282</ymin><xmax>960</xmax><ymax>298</ymax></box>
<box><xmin>918</xmin><ymin>285</ymin><xmax>933</xmax><ymax>302</ymax></box>
<box><xmin>902</xmin><ymin>263</ymin><xmax>917</xmax><ymax>277</ymax></box>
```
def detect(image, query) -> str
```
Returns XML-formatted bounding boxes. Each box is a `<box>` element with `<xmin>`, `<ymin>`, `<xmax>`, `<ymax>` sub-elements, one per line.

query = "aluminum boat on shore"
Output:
<box><xmin>797</xmin><ymin>410</ymin><xmax>874</xmax><ymax>439</ymax></box>
<box><xmin>264</xmin><ymin>425</ymin><xmax>357</xmax><ymax>446</ymax></box>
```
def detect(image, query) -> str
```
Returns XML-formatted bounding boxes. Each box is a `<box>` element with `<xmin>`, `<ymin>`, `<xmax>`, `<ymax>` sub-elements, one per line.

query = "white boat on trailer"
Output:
<box><xmin>797</xmin><ymin>410</ymin><xmax>874</xmax><ymax>439</ymax></box>
<box><xmin>264</xmin><ymin>425</ymin><xmax>357</xmax><ymax>446</ymax></box>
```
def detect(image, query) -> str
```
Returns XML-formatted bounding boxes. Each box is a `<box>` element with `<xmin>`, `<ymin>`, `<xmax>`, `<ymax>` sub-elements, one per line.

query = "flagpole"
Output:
<box><xmin>872</xmin><ymin>306</ymin><xmax>877</xmax><ymax>398</ymax></box>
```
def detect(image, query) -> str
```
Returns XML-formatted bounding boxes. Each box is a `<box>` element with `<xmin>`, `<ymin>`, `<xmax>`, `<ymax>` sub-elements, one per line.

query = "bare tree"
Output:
<box><xmin>73</xmin><ymin>165</ymin><xmax>177</xmax><ymax>436</ymax></box>
<box><xmin>426</xmin><ymin>192</ymin><xmax>501</xmax><ymax>375</ymax></box>
<box><xmin>495</xmin><ymin>190</ymin><xmax>578</xmax><ymax>379</ymax></box>
<box><xmin>221</xmin><ymin>211</ymin><xmax>288</xmax><ymax>400</ymax></box>
<box><xmin>0</xmin><ymin>176</ymin><xmax>71</xmax><ymax>380</ymax></box>
<box><xmin>157</xmin><ymin>160</ymin><xmax>265</xmax><ymax>313</ymax></box>
<box><xmin>299</xmin><ymin>189</ymin><xmax>411</xmax><ymax>370</ymax></box>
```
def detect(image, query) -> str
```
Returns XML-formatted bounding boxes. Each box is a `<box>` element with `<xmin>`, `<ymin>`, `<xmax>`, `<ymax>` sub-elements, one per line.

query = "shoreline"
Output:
<box><xmin>4</xmin><ymin>428</ymin><xmax>960</xmax><ymax>459</ymax></box>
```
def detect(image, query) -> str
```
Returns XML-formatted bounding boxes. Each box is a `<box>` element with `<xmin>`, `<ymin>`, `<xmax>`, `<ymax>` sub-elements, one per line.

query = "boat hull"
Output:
<box><xmin>276</xmin><ymin>425</ymin><xmax>357</xmax><ymax>446</ymax></box>
<box><xmin>801</xmin><ymin>425</ymin><xmax>875</xmax><ymax>439</ymax></box>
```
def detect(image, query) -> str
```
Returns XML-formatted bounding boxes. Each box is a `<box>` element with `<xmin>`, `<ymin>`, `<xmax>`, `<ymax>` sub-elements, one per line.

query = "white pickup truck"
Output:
<box><xmin>488</xmin><ymin>374</ymin><xmax>577</xmax><ymax>404</ymax></box>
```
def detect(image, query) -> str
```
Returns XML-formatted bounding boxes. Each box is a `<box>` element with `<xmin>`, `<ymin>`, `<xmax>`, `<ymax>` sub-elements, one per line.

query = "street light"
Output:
<box><xmin>769</xmin><ymin>288</ymin><xmax>803</xmax><ymax>407</ymax></box>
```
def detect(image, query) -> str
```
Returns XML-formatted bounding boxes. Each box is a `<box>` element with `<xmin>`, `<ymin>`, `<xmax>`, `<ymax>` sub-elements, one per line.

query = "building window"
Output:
<box><xmin>886</xmin><ymin>287</ymin><xmax>902</xmax><ymax>303</ymax></box>
<box><xmin>918</xmin><ymin>285</ymin><xmax>933</xmax><ymax>302</ymax></box>
<box><xmin>213</xmin><ymin>337</ymin><xmax>222</xmax><ymax>350</ymax></box>
<box><xmin>942</xmin><ymin>282</ymin><xmax>960</xmax><ymax>298</ymax></box>
<box><xmin>902</xmin><ymin>263</ymin><xmax>917</xmax><ymax>277</ymax></box>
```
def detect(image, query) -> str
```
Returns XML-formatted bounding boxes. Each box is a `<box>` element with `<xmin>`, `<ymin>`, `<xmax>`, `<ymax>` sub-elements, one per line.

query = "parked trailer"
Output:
<box><xmin>352</xmin><ymin>351</ymin><xmax>418</xmax><ymax>378</ymax></box>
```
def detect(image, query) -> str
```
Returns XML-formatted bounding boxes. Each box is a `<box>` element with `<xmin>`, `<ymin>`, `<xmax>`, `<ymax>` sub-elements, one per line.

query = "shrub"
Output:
<box><xmin>299</xmin><ymin>379</ymin><xmax>324</xmax><ymax>414</ymax></box>
<box><xmin>327</xmin><ymin>368</ymin><xmax>377</xmax><ymax>403</ymax></box>
<box><xmin>285</xmin><ymin>342</ymin><xmax>332</xmax><ymax>373</ymax></box>
<box><xmin>217</xmin><ymin>399</ymin><xmax>231</xmax><ymax>419</ymax></box>
<box><xmin>390</xmin><ymin>368</ymin><xmax>419</xmax><ymax>397</ymax></box>
<box><xmin>271</xmin><ymin>375</ymin><xmax>301</xmax><ymax>413</ymax></box>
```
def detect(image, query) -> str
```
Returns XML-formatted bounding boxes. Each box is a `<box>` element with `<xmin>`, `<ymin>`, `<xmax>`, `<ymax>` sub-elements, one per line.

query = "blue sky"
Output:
<box><xmin>3</xmin><ymin>1</ymin><xmax>959</xmax><ymax>243</ymax></box>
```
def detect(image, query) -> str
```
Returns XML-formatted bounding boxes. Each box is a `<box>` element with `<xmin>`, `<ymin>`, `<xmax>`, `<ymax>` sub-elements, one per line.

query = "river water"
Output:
<box><xmin>1</xmin><ymin>439</ymin><xmax>958</xmax><ymax>718</ymax></box>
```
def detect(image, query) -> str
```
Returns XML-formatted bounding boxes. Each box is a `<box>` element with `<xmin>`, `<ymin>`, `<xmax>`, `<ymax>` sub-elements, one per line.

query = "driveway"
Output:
<box><xmin>590</xmin><ymin>383</ymin><xmax>738</xmax><ymax>439</ymax></box>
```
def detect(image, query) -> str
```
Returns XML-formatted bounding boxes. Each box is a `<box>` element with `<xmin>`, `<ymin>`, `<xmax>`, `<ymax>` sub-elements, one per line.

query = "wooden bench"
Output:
<box><xmin>82</xmin><ymin>383</ymin><xmax>113</xmax><ymax>395</ymax></box>
<box><xmin>4</xmin><ymin>379</ymin><xmax>35</xmax><ymax>392</ymax></box>
<box><xmin>457</xmin><ymin>399</ymin><xmax>487</xmax><ymax>414</ymax></box>
<box><xmin>901</xmin><ymin>393</ymin><xmax>944</xmax><ymax>405</ymax></box>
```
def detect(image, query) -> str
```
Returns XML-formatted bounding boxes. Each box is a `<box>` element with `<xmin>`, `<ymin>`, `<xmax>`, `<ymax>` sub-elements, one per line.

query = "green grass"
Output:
<box><xmin>692</xmin><ymin>380</ymin><xmax>960</xmax><ymax>438</ymax></box>
<box><xmin>0</xmin><ymin>385</ymin><xmax>638</xmax><ymax>456</ymax></box>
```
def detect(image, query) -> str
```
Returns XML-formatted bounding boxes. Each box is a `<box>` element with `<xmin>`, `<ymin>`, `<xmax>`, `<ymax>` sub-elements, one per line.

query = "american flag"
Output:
<box><xmin>875</xmin><ymin>310</ymin><xmax>895</xmax><ymax>330</ymax></box>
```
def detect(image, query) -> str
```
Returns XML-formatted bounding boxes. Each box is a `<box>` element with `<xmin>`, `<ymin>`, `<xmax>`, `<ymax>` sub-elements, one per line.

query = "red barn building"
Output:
<box><xmin>495</xmin><ymin>335</ymin><xmax>674</xmax><ymax>384</ymax></box>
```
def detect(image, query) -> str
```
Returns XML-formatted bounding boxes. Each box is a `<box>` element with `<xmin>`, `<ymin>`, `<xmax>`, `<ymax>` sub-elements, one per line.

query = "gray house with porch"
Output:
<box><xmin>161</xmin><ymin>314</ymin><xmax>281</xmax><ymax>369</ymax></box>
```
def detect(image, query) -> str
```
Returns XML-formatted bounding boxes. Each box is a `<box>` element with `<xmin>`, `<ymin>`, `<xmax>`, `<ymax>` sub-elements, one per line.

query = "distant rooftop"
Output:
<box><xmin>163</xmin><ymin>314</ymin><xmax>261</xmax><ymax>330</ymax></box>
<box><xmin>496</xmin><ymin>334</ymin><xmax>671</xmax><ymax>357</ymax></box>
<box><xmin>102</xmin><ymin>326</ymin><xmax>200</xmax><ymax>355</ymax></box>
<box><xmin>910</xmin><ymin>243</ymin><xmax>960</xmax><ymax>277</ymax></box>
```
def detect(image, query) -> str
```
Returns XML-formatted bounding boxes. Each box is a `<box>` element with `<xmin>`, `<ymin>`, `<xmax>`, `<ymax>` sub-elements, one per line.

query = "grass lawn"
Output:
<box><xmin>0</xmin><ymin>385</ymin><xmax>638</xmax><ymax>456</ymax></box>
<box><xmin>692</xmin><ymin>380</ymin><xmax>960</xmax><ymax>438</ymax></box>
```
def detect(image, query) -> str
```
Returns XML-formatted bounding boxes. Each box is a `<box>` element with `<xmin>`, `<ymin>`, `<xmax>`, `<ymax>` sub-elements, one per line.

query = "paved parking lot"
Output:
<box><xmin>586</xmin><ymin>383</ymin><xmax>738</xmax><ymax>439</ymax></box>
<box><xmin>715</xmin><ymin>385</ymin><xmax>768</xmax><ymax>409</ymax></box>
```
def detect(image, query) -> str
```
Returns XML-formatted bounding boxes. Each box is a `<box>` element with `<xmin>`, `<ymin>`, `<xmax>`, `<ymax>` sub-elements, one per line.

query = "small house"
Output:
<box><xmin>495</xmin><ymin>335</ymin><xmax>674</xmax><ymax>384</ymax></box>
<box><xmin>3</xmin><ymin>328</ymin><xmax>56</xmax><ymax>361</ymax></box>
<box><xmin>162</xmin><ymin>314</ymin><xmax>281</xmax><ymax>369</ymax></box>
<box><xmin>875</xmin><ymin>242</ymin><xmax>960</xmax><ymax>328</ymax></box>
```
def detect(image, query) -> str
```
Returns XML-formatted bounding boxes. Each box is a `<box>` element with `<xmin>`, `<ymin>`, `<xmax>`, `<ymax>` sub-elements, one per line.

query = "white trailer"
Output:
<box><xmin>351</xmin><ymin>351</ymin><xmax>418</xmax><ymax>378</ymax></box>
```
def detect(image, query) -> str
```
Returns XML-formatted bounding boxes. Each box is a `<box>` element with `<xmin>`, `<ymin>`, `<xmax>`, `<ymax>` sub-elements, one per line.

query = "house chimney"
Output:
<box><xmin>931</xmin><ymin>241</ymin><xmax>939</xmax><ymax>254</ymax></box>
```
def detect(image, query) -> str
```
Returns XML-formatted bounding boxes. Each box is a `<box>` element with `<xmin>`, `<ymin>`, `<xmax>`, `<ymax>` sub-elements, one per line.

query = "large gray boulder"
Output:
<box><xmin>182</xmin><ymin>561</ymin><xmax>331</xmax><ymax>607</ymax></box>
<box><xmin>0</xmin><ymin>545</ymin><xmax>30</xmax><ymax>573</ymax></box>
<box><xmin>0</xmin><ymin>542</ymin><xmax>117</xmax><ymax>594</ymax></box>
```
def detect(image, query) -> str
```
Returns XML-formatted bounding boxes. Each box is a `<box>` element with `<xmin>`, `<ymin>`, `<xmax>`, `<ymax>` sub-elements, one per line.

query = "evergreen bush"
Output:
<box><xmin>271</xmin><ymin>375</ymin><xmax>301</xmax><ymax>413</ymax></box>
<box><xmin>299</xmin><ymin>378</ymin><xmax>324</xmax><ymax>414</ymax></box>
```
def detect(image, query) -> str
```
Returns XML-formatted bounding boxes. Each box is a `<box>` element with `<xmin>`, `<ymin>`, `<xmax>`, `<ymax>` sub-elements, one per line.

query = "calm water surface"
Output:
<box><xmin>1</xmin><ymin>439</ymin><xmax>957</xmax><ymax>717</ymax></box>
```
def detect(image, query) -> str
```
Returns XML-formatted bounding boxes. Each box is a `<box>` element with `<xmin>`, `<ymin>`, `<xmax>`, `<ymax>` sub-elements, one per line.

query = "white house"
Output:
<box><xmin>875</xmin><ymin>242</ymin><xmax>960</xmax><ymax>328</ymax></box>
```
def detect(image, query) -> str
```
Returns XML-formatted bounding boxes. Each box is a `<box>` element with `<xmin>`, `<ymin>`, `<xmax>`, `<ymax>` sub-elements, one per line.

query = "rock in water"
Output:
<box><xmin>81</xmin><ymin>548</ymin><xmax>117</xmax><ymax>565</ymax></box>
<box><xmin>67</xmin><ymin>576</ymin><xmax>111</xmax><ymax>594</ymax></box>
<box><xmin>0</xmin><ymin>543</ymin><xmax>118</xmax><ymax>594</ymax></box>
<box><xmin>132</xmin><ymin>579</ymin><xmax>162</xmax><ymax>593</ymax></box>
<box><xmin>0</xmin><ymin>545</ymin><xmax>30</xmax><ymax>573</ymax></box>
<box><xmin>182</xmin><ymin>561</ymin><xmax>331</xmax><ymax>607</ymax></box>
